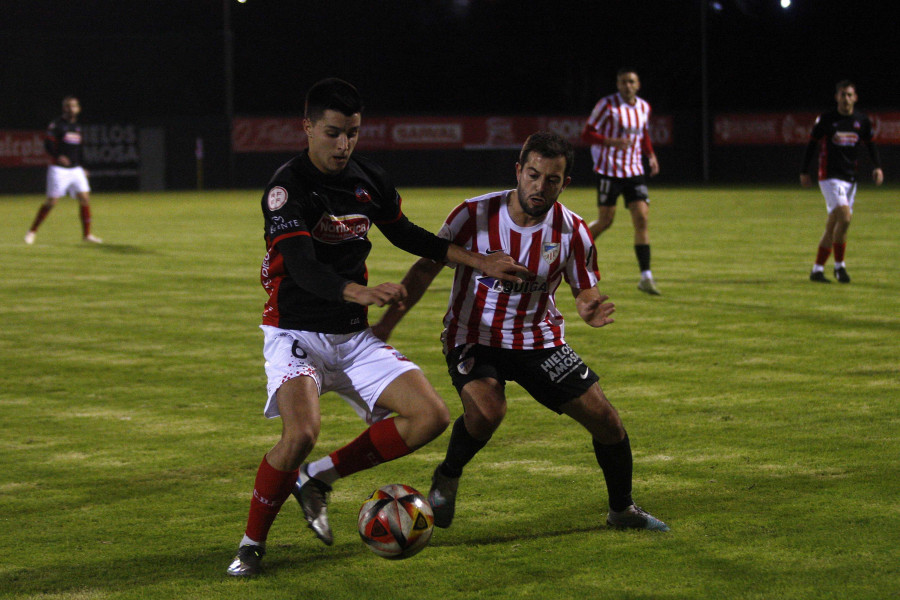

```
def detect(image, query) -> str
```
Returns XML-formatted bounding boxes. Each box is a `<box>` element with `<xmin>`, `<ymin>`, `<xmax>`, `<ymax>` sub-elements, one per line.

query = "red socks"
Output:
<box><xmin>79</xmin><ymin>205</ymin><xmax>92</xmax><ymax>237</ymax></box>
<box><xmin>244</xmin><ymin>456</ymin><xmax>299</xmax><ymax>543</ymax></box>
<box><xmin>330</xmin><ymin>418</ymin><xmax>412</xmax><ymax>478</ymax></box>
<box><xmin>30</xmin><ymin>205</ymin><xmax>53</xmax><ymax>232</ymax></box>
<box><xmin>815</xmin><ymin>245</ymin><xmax>831</xmax><ymax>266</ymax></box>
<box><xmin>833</xmin><ymin>242</ymin><xmax>846</xmax><ymax>263</ymax></box>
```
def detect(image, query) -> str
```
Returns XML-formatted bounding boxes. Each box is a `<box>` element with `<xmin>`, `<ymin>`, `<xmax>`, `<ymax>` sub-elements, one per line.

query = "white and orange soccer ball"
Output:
<box><xmin>357</xmin><ymin>484</ymin><xmax>434</xmax><ymax>559</ymax></box>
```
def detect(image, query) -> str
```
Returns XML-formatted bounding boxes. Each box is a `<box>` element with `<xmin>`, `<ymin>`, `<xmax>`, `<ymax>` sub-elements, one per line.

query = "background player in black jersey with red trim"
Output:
<box><xmin>800</xmin><ymin>80</ymin><xmax>883</xmax><ymax>283</ymax></box>
<box><xmin>227</xmin><ymin>78</ymin><xmax>531</xmax><ymax>577</ymax></box>
<box><xmin>24</xmin><ymin>96</ymin><xmax>101</xmax><ymax>245</ymax></box>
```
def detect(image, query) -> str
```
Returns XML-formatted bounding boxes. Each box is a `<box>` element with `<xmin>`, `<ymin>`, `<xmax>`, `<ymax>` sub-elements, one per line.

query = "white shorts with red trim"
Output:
<box><xmin>260</xmin><ymin>325</ymin><xmax>420</xmax><ymax>424</ymax></box>
<box><xmin>46</xmin><ymin>165</ymin><xmax>90</xmax><ymax>198</ymax></box>
<box><xmin>818</xmin><ymin>178</ymin><xmax>857</xmax><ymax>214</ymax></box>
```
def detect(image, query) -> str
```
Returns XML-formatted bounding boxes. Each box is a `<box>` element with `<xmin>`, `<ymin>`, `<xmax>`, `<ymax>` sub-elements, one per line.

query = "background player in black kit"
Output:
<box><xmin>800</xmin><ymin>80</ymin><xmax>883</xmax><ymax>283</ymax></box>
<box><xmin>24</xmin><ymin>96</ymin><xmax>102</xmax><ymax>245</ymax></box>
<box><xmin>227</xmin><ymin>78</ymin><xmax>530</xmax><ymax>577</ymax></box>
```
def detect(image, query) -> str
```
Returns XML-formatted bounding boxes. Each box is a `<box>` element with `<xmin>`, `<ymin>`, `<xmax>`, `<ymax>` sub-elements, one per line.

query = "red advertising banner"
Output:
<box><xmin>714</xmin><ymin>111</ymin><xmax>900</xmax><ymax>145</ymax></box>
<box><xmin>0</xmin><ymin>130</ymin><xmax>51</xmax><ymax>167</ymax></box>
<box><xmin>231</xmin><ymin>115</ymin><xmax>674</xmax><ymax>153</ymax></box>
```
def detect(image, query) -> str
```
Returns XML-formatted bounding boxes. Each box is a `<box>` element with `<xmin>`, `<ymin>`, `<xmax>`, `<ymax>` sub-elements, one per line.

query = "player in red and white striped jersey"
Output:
<box><xmin>375</xmin><ymin>132</ymin><xmax>669</xmax><ymax>533</ymax></box>
<box><xmin>582</xmin><ymin>68</ymin><xmax>661</xmax><ymax>295</ymax></box>
<box><xmin>436</xmin><ymin>188</ymin><xmax>598</xmax><ymax>351</ymax></box>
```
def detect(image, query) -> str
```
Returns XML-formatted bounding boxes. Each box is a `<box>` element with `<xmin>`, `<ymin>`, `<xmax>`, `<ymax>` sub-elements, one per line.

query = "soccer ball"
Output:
<box><xmin>357</xmin><ymin>484</ymin><xmax>434</xmax><ymax>559</ymax></box>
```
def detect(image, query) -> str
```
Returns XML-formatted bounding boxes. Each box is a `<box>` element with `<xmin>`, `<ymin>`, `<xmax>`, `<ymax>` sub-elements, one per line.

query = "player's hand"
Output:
<box><xmin>576</xmin><ymin>293</ymin><xmax>615</xmax><ymax>328</ymax></box>
<box><xmin>873</xmin><ymin>168</ymin><xmax>884</xmax><ymax>186</ymax></box>
<box><xmin>799</xmin><ymin>173</ymin><xmax>812</xmax><ymax>188</ymax></box>
<box><xmin>343</xmin><ymin>282</ymin><xmax>408</xmax><ymax>308</ymax></box>
<box><xmin>648</xmin><ymin>154</ymin><xmax>660</xmax><ymax>177</ymax></box>
<box><xmin>481</xmin><ymin>252</ymin><xmax>534</xmax><ymax>283</ymax></box>
<box><xmin>57</xmin><ymin>156</ymin><xmax>71</xmax><ymax>167</ymax></box>
<box><xmin>605</xmin><ymin>137</ymin><xmax>630</xmax><ymax>150</ymax></box>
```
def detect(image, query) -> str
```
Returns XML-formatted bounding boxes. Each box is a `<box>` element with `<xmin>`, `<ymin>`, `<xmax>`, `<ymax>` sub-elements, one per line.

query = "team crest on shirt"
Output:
<box><xmin>541</xmin><ymin>242</ymin><xmax>560</xmax><ymax>264</ymax></box>
<box><xmin>355</xmin><ymin>185</ymin><xmax>372</xmax><ymax>203</ymax></box>
<box><xmin>267</xmin><ymin>186</ymin><xmax>288</xmax><ymax>210</ymax></box>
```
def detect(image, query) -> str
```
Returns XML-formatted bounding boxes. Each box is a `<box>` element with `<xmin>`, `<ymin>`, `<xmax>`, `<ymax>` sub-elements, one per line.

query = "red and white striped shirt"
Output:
<box><xmin>437</xmin><ymin>191</ymin><xmax>600</xmax><ymax>351</ymax></box>
<box><xmin>585</xmin><ymin>93</ymin><xmax>654</xmax><ymax>178</ymax></box>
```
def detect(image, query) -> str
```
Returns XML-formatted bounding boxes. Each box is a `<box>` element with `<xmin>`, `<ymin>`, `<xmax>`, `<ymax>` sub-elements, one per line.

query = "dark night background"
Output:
<box><xmin>2</xmin><ymin>0</ymin><xmax>897</xmax><ymax>124</ymax></box>
<box><xmin>1</xmin><ymin>0</ymin><xmax>897</xmax><ymax>188</ymax></box>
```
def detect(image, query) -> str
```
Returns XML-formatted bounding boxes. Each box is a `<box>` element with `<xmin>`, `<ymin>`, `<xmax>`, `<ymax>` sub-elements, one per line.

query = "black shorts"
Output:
<box><xmin>445</xmin><ymin>343</ymin><xmax>599</xmax><ymax>413</ymax></box>
<box><xmin>596</xmin><ymin>175</ymin><xmax>649</xmax><ymax>207</ymax></box>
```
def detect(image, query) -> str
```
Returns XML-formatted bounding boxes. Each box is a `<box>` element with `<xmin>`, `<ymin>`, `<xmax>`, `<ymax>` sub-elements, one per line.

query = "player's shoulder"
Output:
<box><xmin>267</xmin><ymin>155</ymin><xmax>306</xmax><ymax>189</ymax></box>
<box><xmin>464</xmin><ymin>189</ymin><xmax>508</xmax><ymax>205</ymax></box>
<box><xmin>348</xmin><ymin>153</ymin><xmax>391</xmax><ymax>183</ymax></box>
<box><xmin>554</xmin><ymin>201</ymin><xmax>590</xmax><ymax>231</ymax></box>
<box><xmin>852</xmin><ymin>110</ymin><xmax>872</xmax><ymax>124</ymax></box>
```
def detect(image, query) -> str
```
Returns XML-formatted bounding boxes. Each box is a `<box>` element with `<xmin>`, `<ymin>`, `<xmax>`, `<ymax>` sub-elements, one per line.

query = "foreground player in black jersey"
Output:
<box><xmin>227</xmin><ymin>78</ymin><xmax>530</xmax><ymax>577</ymax></box>
<box><xmin>800</xmin><ymin>80</ymin><xmax>883</xmax><ymax>283</ymax></box>
<box><xmin>24</xmin><ymin>96</ymin><xmax>101</xmax><ymax>245</ymax></box>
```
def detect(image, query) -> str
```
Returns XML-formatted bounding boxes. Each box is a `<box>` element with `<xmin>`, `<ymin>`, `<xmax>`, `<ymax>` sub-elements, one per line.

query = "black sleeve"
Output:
<box><xmin>800</xmin><ymin>116</ymin><xmax>826</xmax><ymax>174</ymax></box>
<box><xmin>863</xmin><ymin>119</ymin><xmax>882</xmax><ymax>168</ymax></box>
<box><xmin>800</xmin><ymin>139</ymin><xmax>818</xmax><ymax>174</ymax></box>
<box><xmin>277</xmin><ymin>235</ymin><xmax>351</xmax><ymax>302</ymax></box>
<box><xmin>377</xmin><ymin>214</ymin><xmax>451</xmax><ymax>262</ymax></box>
<box><xmin>865</xmin><ymin>141</ymin><xmax>882</xmax><ymax>169</ymax></box>
<box><xmin>44</xmin><ymin>123</ymin><xmax>58</xmax><ymax>157</ymax></box>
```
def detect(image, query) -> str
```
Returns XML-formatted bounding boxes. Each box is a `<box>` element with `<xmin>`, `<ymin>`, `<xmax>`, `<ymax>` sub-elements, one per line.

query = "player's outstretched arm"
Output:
<box><xmin>445</xmin><ymin>244</ymin><xmax>533</xmax><ymax>283</ymax></box>
<box><xmin>343</xmin><ymin>281</ymin><xmax>408</xmax><ymax>308</ymax></box>
<box><xmin>371</xmin><ymin>258</ymin><xmax>444</xmax><ymax>342</ymax></box>
<box><xmin>574</xmin><ymin>286</ymin><xmax>615</xmax><ymax>328</ymax></box>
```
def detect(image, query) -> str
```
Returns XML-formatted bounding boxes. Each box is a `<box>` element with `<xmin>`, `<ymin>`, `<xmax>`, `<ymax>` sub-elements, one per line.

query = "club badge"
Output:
<box><xmin>267</xmin><ymin>186</ymin><xmax>288</xmax><ymax>211</ymax></box>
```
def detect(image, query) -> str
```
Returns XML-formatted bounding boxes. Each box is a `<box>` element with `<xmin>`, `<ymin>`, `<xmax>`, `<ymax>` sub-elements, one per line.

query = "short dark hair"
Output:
<box><xmin>304</xmin><ymin>78</ymin><xmax>363</xmax><ymax>122</ymax></box>
<box><xmin>835</xmin><ymin>79</ymin><xmax>856</xmax><ymax>93</ymax></box>
<box><xmin>617</xmin><ymin>67</ymin><xmax>639</xmax><ymax>78</ymax></box>
<box><xmin>519</xmin><ymin>131</ymin><xmax>575</xmax><ymax>178</ymax></box>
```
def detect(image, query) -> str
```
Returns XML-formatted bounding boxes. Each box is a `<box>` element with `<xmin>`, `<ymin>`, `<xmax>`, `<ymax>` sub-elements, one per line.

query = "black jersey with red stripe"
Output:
<box><xmin>44</xmin><ymin>117</ymin><xmax>83</xmax><ymax>167</ymax></box>
<box><xmin>802</xmin><ymin>109</ymin><xmax>879</xmax><ymax>183</ymax></box>
<box><xmin>260</xmin><ymin>150</ymin><xmax>449</xmax><ymax>333</ymax></box>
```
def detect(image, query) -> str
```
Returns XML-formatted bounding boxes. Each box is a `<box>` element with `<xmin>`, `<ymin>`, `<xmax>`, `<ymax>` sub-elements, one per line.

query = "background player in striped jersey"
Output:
<box><xmin>800</xmin><ymin>80</ymin><xmax>883</xmax><ymax>284</ymax></box>
<box><xmin>374</xmin><ymin>131</ymin><xmax>669</xmax><ymax>533</ymax></box>
<box><xmin>24</xmin><ymin>96</ymin><xmax>101</xmax><ymax>245</ymax></box>
<box><xmin>227</xmin><ymin>78</ymin><xmax>530</xmax><ymax>577</ymax></box>
<box><xmin>581</xmin><ymin>68</ymin><xmax>660</xmax><ymax>295</ymax></box>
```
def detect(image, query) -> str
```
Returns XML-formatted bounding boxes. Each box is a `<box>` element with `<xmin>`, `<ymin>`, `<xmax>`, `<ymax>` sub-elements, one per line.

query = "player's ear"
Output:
<box><xmin>562</xmin><ymin>176</ymin><xmax>572</xmax><ymax>191</ymax></box>
<box><xmin>303</xmin><ymin>118</ymin><xmax>313</xmax><ymax>137</ymax></box>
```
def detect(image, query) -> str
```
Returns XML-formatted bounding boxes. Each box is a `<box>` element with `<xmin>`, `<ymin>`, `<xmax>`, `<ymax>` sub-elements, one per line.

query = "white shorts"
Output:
<box><xmin>260</xmin><ymin>325</ymin><xmax>420</xmax><ymax>424</ymax></box>
<box><xmin>818</xmin><ymin>179</ymin><xmax>856</xmax><ymax>215</ymax></box>
<box><xmin>46</xmin><ymin>165</ymin><xmax>90</xmax><ymax>198</ymax></box>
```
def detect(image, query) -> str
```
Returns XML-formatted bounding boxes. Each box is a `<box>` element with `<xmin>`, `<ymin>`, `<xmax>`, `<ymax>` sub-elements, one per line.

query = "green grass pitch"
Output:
<box><xmin>1</xmin><ymin>184</ymin><xmax>898</xmax><ymax>599</ymax></box>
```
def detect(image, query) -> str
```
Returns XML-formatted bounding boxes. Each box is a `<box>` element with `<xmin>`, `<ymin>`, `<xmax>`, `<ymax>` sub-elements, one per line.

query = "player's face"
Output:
<box><xmin>616</xmin><ymin>72</ymin><xmax>640</xmax><ymax>104</ymax></box>
<box><xmin>835</xmin><ymin>86</ymin><xmax>857</xmax><ymax>115</ymax></box>
<box><xmin>514</xmin><ymin>153</ymin><xmax>571</xmax><ymax>220</ymax></box>
<box><xmin>304</xmin><ymin>109</ymin><xmax>361</xmax><ymax>175</ymax></box>
<box><xmin>62</xmin><ymin>98</ymin><xmax>81</xmax><ymax>120</ymax></box>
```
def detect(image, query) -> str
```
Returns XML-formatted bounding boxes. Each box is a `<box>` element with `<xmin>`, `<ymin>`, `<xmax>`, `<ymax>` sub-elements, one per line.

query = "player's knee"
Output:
<box><xmin>427</xmin><ymin>400</ymin><xmax>451</xmax><ymax>439</ymax></box>
<box><xmin>281</xmin><ymin>423</ymin><xmax>319</xmax><ymax>460</ymax></box>
<box><xmin>411</xmin><ymin>394</ymin><xmax>450</xmax><ymax>442</ymax></box>
<box><xmin>468</xmin><ymin>402</ymin><xmax>506</xmax><ymax>437</ymax></box>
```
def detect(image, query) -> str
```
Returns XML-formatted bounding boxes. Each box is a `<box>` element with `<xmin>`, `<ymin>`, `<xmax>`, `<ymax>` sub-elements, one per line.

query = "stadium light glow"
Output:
<box><xmin>780</xmin><ymin>0</ymin><xmax>791</xmax><ymax>8</ymax></box>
